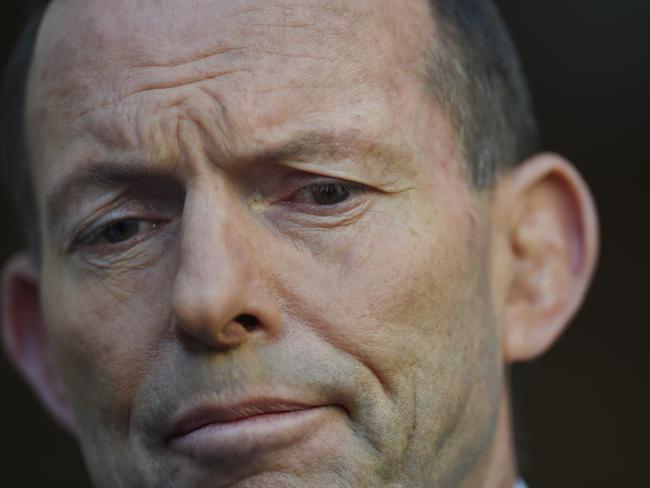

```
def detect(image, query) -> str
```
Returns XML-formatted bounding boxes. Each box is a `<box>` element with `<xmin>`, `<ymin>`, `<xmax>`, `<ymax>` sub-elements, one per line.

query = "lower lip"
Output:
<box><xmin>167</xmin><ymin>406</ymin><xmax>340</xmax><ymax>462</ymax></box>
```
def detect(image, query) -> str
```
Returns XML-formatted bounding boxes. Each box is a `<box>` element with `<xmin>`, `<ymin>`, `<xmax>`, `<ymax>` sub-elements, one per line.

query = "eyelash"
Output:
<box><xmin>74</xmin><ymin>218</ymin><xmax>163</xmax><ymax>250</ymax></box>
<box><xmin>72</xmin><ymin>179</ymin><xmax>367</xmax><ymax>252</ymax></box>
<box><xmin>286</xmin><ymin>180</ymin><xmax>365</xmax><ymax>207</ymax></box>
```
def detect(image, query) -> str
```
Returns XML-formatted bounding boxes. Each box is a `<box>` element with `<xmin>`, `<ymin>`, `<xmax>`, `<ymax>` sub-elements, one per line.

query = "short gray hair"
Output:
<box><xmin>425</xmin><ymin>0</ymin><xmax>540</xmax><ymax>187</ymax></box>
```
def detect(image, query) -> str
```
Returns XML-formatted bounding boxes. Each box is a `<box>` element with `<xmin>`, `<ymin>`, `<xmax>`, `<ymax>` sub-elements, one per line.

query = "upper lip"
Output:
<box><xmin>167</xmin><ymin>397</ymin><xmax>325</xmax><ymax>440</ymax></box>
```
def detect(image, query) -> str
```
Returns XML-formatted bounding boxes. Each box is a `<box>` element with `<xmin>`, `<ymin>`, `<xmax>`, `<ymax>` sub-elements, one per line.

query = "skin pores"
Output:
<box><xmin>26</xmin><ymin>0</ymin><xmax>506</xmax><ymax>486</ymax></box>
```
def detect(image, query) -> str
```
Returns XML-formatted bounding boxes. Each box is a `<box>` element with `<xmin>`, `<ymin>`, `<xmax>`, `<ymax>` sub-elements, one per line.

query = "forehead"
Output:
<box><xmin>31</xmin><ymin>0</ymin><xmax>433</xmax><ymax>103</ymax></box>
<box><xmin>26</xmin><ymin>0</ymin><xmax>441</xmax><ymax>186</ymax></box>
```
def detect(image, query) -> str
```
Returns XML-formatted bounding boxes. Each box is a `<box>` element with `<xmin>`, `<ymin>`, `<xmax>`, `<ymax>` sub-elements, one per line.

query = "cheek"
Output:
<box><xmin>41</xmin><ymin>256</ymin><xmax>175</xmax><ymax>434</ymax></box>
<box><xmin>276</xmin><ymin>185</ymin><xmax>491</xmax><ymax>392</ymax></box>
<box><xmin>271</xmin><ymin>183</ymin><xmax>502</xmax><ymax>473</ymax></box>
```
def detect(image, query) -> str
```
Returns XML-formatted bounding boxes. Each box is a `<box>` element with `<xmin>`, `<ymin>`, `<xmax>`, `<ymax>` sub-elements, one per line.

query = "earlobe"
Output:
<box><xmin>492</xmin><ymin>154</ymin><xmax>599</xmax><ymax>363</ymax></box>
<box><xmin>1</xmin><ymin>253</ymin><xmax>76</xmax><ymax>434</ymax></box>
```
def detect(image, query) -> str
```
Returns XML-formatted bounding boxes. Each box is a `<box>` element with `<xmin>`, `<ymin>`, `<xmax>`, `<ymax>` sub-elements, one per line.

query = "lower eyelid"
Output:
<box><xmin>276</xmin><ymin>193</ymin><xmax>371</xmax><ymax>220</ymax></box>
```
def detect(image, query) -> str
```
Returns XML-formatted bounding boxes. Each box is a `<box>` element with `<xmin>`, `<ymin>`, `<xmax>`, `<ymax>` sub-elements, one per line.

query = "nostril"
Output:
<box><xmin>235</xmin><ymin>314</ymin><xmax>259</xmax><ymax>331</ymax></box>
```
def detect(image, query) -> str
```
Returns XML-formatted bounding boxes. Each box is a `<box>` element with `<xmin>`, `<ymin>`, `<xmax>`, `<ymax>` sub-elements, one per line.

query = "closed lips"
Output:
<box><xmin>167</xmin><ymin>400</ymin><xmax>324</xmax><ymax>440</ymax></box>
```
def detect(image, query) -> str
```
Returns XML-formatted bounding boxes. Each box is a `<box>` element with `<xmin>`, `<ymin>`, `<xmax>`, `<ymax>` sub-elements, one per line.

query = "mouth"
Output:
<box><xmin>166</xmin><ymin>397</ymin><xmax>343</xmax><ymax>462</ymax></box>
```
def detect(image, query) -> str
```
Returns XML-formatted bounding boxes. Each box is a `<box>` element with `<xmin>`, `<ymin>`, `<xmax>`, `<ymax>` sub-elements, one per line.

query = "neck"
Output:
<box><xmin>460</xmin><ymin>385</ymin><xmax>519</xmax><ymax>488</ymax></box>
<box><xmin>485</xmin><ymin>386</ymin><xmax>519</xmax><ymax>487</ymax></box>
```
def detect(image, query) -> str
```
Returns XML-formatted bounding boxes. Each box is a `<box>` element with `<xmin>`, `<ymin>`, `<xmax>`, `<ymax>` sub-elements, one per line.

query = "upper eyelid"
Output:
<box><xmin>71</xmin><ymin>219</ymin><xmax>171</xmax><ymax>261</ymax></box>
<box><xmin>290</xmin><ymin>179</ymin><xmax>368</xmax><ymax>198</ymax></box>
<box><xmin>285</xmin><ymin>176</ymin><xmax>368</xmax><ymax>196</ymax></box>
<box><xmin>73</xmin><ymin>218</ymin><xmax>135</xmax><ymax>248</ymax></box>
<box><xmin>77</xmin><ymin>218</ymin><xmax>139</xmax><ymax>245</ymax></box>
<box><xmin>59</xmin><ymin>182</ymin><xmax>184</xmax><ymax>237</ymax></box>
<box><xmin>277</xmin><ymin>183</ymin><xmax>371</xmax><ymax>220</ymax></box>
<box><xmin>273</xmin><ymin>170</ymin><xmax>364</xmax><ymax>189</ymax></box>
<box><xmin>292</xmin><ymin>181</ymin><xmax>367</xmax><ymax>195</ymax></box>
<box><xmin>69</xmin><ymin>207</ymin><xmax>169</xmax><ymax>251</ymax></box>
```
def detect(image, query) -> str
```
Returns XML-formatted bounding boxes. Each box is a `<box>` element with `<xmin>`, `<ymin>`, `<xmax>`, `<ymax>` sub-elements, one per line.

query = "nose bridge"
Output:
<box><xmin>172</xmin><ymin>180</ymin><xmax>281</xmax><ymax>349</ymax></box>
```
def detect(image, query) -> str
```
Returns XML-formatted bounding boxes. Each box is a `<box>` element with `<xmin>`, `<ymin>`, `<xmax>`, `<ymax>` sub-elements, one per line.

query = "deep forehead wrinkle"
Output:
<box><xmin>46</xmin><ymin>129</ymin><xmax>414</xmax><ymax>236</ymax></box>
<box><xmin>32</xmin><ymin>0</ymin><xmax>400</xmax><ymax>149</ymax></box>
<box><xmin>34</xmin><ymin>0</ymin><xmax>436</xmax><ymax>115</ymax></box>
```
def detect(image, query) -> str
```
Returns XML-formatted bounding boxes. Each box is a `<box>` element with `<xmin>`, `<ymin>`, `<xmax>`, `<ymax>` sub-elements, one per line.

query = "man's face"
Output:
<box><xmin>26</xmin><ymin>0</ymin><xmax>505</xmax><ymax>486</ymax></box>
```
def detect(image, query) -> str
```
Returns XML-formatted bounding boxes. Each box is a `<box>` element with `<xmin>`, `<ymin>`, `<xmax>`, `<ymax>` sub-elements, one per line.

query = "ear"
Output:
<box><xmin>491</xmin><ymin>154</ymin><xmax>599</xmax><ymax>363</ymax></box>
<box><xmin>1</xmin><ymin>253</ymin><xmax>76</xmax><ymax>433</ymax></box>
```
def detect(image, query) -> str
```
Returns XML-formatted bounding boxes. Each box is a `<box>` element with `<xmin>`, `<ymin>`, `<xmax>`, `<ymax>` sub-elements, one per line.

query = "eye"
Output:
<box><xmin>291</xmin><ymin>182</ymin><xmax>358</xmax><ymax>206</ymax></box>
<box><xmin>103</xmin><ymin>219</ymin><xmax>155</xmax><ymax>244</ymax></box>
<box><xmin>80</xmin><ymin>218</ymin><xmax>159</xmax><ymax>247</ymax></box>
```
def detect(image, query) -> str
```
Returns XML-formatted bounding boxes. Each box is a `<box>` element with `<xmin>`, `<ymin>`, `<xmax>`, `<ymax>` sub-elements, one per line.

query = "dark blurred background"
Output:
<box><xmin>1</xmin><ymin>1</ymin><xmax>648</xmax><ymax>486</ymax></box>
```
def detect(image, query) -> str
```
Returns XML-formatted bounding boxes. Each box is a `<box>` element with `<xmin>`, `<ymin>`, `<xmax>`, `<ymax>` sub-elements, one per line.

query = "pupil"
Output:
<box><xmin>103</xmin><ymin>219</ymin><xmax>139</xmax><ymax>243</ymax></box>
<box><xmin>312</xmin><ymin>184</ymin><xmax>350</xmax><ymax>205</ymax></box>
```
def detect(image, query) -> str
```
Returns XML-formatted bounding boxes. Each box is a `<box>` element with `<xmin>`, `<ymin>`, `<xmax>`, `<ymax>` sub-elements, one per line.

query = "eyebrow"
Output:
<box><xmin>45</xmin><ymin>130</ymin><xmax>412</xmax><ymax>237</ymax></box>
<box><xmin>249</xmin><ymin>131</ymin><xmax>411</xmax><ymax>169</ymax></box>
<box><xmin>46</xmin><ymin>160</ymin><xmax>181</xmax><ymax>238</ymax></box>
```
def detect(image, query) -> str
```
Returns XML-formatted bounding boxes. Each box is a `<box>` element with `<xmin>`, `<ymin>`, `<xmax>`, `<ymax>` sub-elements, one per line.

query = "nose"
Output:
<box><xmin>172</xmin><ymin>183</ymin><xmax>283</xmax><ymax>351</ymax></box>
